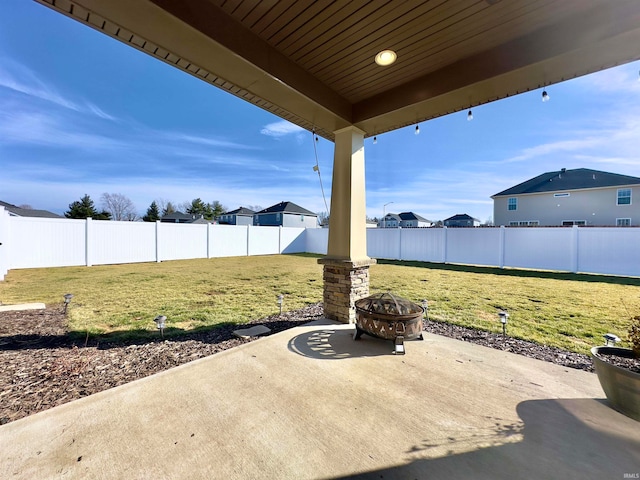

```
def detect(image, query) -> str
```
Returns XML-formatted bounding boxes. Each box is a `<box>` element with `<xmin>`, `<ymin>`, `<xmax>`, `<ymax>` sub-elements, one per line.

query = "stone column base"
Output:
<box><xmin>318</xmin><ymin>258</ymin><xmax>376</xmax><ymax>324</ymax></box>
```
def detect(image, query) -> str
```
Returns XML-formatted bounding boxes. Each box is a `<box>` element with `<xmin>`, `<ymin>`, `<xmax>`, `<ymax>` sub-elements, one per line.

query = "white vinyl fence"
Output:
<box><xmin>304</xmin><ymin>226</ymin><xmax>640</xmax><ymax>278</ymax></box>
<box><xmin>1</xmin><ymin>210</ymin><xmax>639</xmax><ymax>280</ymax></box>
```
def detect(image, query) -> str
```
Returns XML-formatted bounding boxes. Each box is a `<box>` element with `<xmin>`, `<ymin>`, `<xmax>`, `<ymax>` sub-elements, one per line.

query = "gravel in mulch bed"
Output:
<box><xmin>0</xmin><ymin>304</ymin><xmax>608</xmax><ymax>425</ymax></box>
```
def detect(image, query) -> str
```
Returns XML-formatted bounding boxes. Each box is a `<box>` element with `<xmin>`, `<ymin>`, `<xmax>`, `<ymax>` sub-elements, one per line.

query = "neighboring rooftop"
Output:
<box><xmin>256</xmin><ymin>202</ymin><xmax>316</xmax><ymax>216</ymax></box>
<box><xmin>444</xmin><ymin>214</ymin><xmax>480</xmax><ymax>222</ymax></box>
<box><xmin>0</xmin><ymin>201</ymin><xmax>62</xmax><ymax>219</ymax></box>
<box><xmin>224</xmin><ymin>207</ymin><xmax>256</xmax><ymax>216</ymax></box>
<box><xmin>399</xmin><ymin>212</ymin><xmax>430</xmax><ymax>222</ymax></box>
<box><xmin>493</xmin><ymin>168</ymin><xmax>640</xmax><ymax>197</ymax></box>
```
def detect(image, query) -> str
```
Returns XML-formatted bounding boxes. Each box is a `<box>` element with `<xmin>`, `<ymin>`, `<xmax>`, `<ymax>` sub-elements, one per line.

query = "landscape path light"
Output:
<box><xmin>499</xmin><ymin>311</ymin><xmax>509</xmax><ymax>336</ymax></box>
<box><xmin>422</xmin><ymin>299</ymin><xmax>429</xmax><ymax>322</ymax></box>
<box><xmin>277</xmin><ymin>294</ymin><xmax>284</xmax><ymax>315</ymax></box>
<box><xmin>603</xmin><ymin>333</ymin><xmax>620</xmax><ymax>347</ymax></box>
<box><xmin>63</xmin><ymin>293</ymin><xmax>74</xmax><ymax>314</ymax></box>
<box><xmin>154</xmin><ymin>315</ymin><xmax>167</xmax><ymax>338</ymax></box>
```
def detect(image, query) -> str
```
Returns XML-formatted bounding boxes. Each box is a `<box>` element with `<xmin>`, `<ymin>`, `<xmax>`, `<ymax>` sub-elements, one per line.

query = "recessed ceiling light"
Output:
<box><xmin>375</xmin><ymin>49</ymin><xmax>397</xmax><ymax>66</ymax></box>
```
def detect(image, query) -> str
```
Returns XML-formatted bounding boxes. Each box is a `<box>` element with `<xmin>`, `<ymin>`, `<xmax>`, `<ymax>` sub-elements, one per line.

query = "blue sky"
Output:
<box><xmin>1</xmin><ymin>1</ymin><xmax>639</xmax><ymax>222</ymax></box>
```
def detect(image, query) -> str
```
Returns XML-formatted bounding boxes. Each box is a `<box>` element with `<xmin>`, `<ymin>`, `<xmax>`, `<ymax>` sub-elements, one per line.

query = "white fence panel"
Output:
<box><xmin>158</xmin><ymin>223</ymin><xmax>207</xmax><ymax>261</ymax></box>
<box><xmin>399</xmin><ymin>228</ymin><xmax>445</xmax><ymax>262</ymax></box>
<box><xmin>0</xmin><ymin>207</ymin><xmax>10</xmax><ymax>280</ymax></box>
<box><xmin>446</xmin><ymin>228</ymin><xmax>502</xmax><ymax>267</ymax></box>
<box><xmin>280</xmin><ymin>227</ymin><xmax>306</xmax><ymax>253</ymax></box>
<box><xmin>209</xmin><ymin>225</ymin><xmax>249</xmax><ymax>257</ymax></box>
<box><xmin>368</xmin><ymin>229</ymin><xmax>401</xmax><ymax>259</ymax></box>
<box><xmin>91</xmin><ymin>220</ymin><xmax>156</xmax><ymax>265</ymax></box>
<box><xmin>304</xmin><ymin>228</ymin><xmax>328</xmax><ymax>255</ymax></box>
<box><xmin>504</xmin><ymin>227</ymin><xmax>573</xmax><ymax>271</ymax></box>
<box><xmin>9</xmin><ymin>217</ymin><xmax>86</xmax><ymax>269</ymax></box>
<box><xmin>577</xmin><ymin>228</ymin><xmax>640</xmax><ymax>277</ymax></box>
<box><xmin>248</xmin><ymin>226</ymin><xmax>280</xmax><ymax>256</ymax></box>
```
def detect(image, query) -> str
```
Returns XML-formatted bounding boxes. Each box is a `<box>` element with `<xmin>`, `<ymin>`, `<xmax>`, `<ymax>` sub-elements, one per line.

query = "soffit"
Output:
<box><xmin>36</xmin><ymin>0</ymin><xmax>640</xmax><ymax>141</ymax></box>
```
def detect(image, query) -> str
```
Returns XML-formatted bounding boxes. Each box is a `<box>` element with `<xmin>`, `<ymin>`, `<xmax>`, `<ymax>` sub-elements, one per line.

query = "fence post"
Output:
<box><xmin>85</xmin><ymin>217</ymin><xmax>93</xmax><ymax>267</ymax></box>
<box><xmin>246</xmin><ymin>224</ymin><xmax>251</xmax><ymax>256</ymax></box>
<box><xmin>571</xmin><ymin>225</ymin><xmax>579</xmax><ymax>273</ymax></box>
<box><xmin>155</xmin><ymin>220</ymin><xmax>161</xmax><ymax>262</ymax></box>
<box><xmin>398</xmin><ymin>227</ymin><xmax>402</xmax><ymax>260</ymax></box>
<box><xmin>279</xmin><ymin>225</ymin><xmax>282</xmax><ymax>254</ymax></box>
<box><xmin>207</xmin><ymin>222</ymin><xmax>211</xmax><ymax>259</ymax></box>
<box><xmin>499</xmin><ymin>225</ymin><xmax>506</xmax><ymax>269</ymax></box>
<box><xmin>442</xmin><ymin>226</ymin><xmax>448</xmax><ymax>263</ymax></box>
<box><xmin>0</xmin><ymin>206</ymin><xmax>9</xmax><ymax>280</ymax></box>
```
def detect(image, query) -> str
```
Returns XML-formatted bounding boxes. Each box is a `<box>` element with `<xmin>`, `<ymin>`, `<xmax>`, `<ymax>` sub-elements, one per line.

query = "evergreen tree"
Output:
<box><xmin>162</xmin><ymin>201</ymin><xmax>176</xmax><ymax>216</ymax></box>
<box><xmin>143</xmin><ymin>201</ymin><xmax>160</xmax><ymax>222</ymax></box>
<box><xmin>186</xmin><ymin>198</ymin><xmax>214</xmax><ymax>220</ymax></box>
<box><xmin>65</xmin><ymin>194</ymin><xmax>111</xmax><ymax>220</ymax></box>
<box><xmin>210</xmin><ymin>200</ymin><xmax>226</xmax><ymax>220</ymax></box>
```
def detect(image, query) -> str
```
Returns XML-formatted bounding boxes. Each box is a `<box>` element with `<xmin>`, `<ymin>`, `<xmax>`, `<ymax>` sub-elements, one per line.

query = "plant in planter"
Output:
<box><xmin>591</xmin><ymin>315</ymin><xmax>640</xmax><ymax>421</ymax></box>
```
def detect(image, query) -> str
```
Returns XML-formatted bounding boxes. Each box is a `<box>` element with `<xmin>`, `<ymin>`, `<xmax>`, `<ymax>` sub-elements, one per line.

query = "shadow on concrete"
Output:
<box><xmin>329</xmin><ymin>397</ymin><xmax>640</xmax><ymax>479</ymax></box>
<box><xmin>288</xmin><ymin>327</ymin><xmax>396</xmax><ymax>359</ymax></box>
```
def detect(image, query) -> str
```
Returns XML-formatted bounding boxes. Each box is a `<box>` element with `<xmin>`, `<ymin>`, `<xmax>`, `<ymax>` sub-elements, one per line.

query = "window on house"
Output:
<box><xmin>617</xmin><ymin>218</ymin><xmax>631</xmax><ymax>226</ymax></box>
<box><xmin>617</xmin><ymin>188</ymin><xmax>632</xmax><ymax>205</ymax></box>
<box><xmin>276</xmin><ymin>213</ymin><xmax>281</xmax><ymax>221</ymax></box>
<box><xmin>562</xmin><ymin>220</ymin><xmax>586</xmax><ymax>226</ymax></box>
<box><xmin>509</xmin><ymin>221</ymin><xmax>518</xmax><ymax>226</ymax></box>
<box><xmin>508</xmin><ymin>198</ymin><xmax>517</xmax><ymax>211</ymax></box>
<box><xmin>300</xmin><ymin>215</ymin><xmax>304</xmax><ymax>221</ymax></box>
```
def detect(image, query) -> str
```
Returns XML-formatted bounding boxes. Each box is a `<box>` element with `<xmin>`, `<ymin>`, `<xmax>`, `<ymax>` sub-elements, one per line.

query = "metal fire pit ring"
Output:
<box><xmin>354</xmin><ymin>292</ymin><xmax>424</xmax><ymax>355</ymax></box>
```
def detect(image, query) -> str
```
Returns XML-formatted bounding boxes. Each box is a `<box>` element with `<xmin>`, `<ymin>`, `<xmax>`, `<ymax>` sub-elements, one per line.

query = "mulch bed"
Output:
<box><xmin>0</xmin><ymin>304</ymin><xmax>610</xmax><ymax>425</ymax></box>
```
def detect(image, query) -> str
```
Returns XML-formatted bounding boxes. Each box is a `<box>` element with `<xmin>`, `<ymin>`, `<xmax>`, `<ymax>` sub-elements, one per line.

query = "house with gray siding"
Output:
<box><xmin>253</xmin><ymin>201</ymin><xmax>318</xmax><ymax>228</ymax></box>
<box><xmin>492</xmin><ymin>168</ymin><xmax>640</xmax><ymax>227</ymax></box>
<box><xmin>443</xmin><ymin>214</ymin><xmax>480</xmax><ymax>227</ymax></box>
<box><xmin>380</xmin><ymin>213</ymin><xmax>401</xmax><ymax>228</ymax></box>
<box><xmin>219</xmin><ymin>207</ymin><xmax>255</xmax><ymax>225</ymax></box>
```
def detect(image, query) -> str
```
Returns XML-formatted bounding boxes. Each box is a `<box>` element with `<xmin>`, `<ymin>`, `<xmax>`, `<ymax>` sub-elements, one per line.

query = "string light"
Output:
<box><xmin>415</xmin><ymin>124</ymin><xmax>420</xmax><ymax>135</ymax></box>
<box><xmin>542</xmin><ymin>89</ymin><xmax>550</xmax><ymax>102</ymax></box>
<box><xmin>373</xmin><ymin>136</ymin><xmax>377</xmax><ymax>144</ymax></box>
<box><xmin>467</xmin><ymin>109</ymin><xmax>473</xmax><ymax>121</ymax></box>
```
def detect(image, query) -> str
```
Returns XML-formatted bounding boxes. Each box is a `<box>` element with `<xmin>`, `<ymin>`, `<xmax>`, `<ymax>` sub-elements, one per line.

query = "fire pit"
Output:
<box><xmin>354</xmin><ymin>292</ymin><xmax>424</xmax><ymax>355</ymax></box>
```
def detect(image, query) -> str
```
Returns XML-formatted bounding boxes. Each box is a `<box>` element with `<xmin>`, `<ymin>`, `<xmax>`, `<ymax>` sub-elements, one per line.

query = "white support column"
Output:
<box><xmin>318</xmin><ymin>126</ymin><xmax>375</xmax><ymax>323</ymax></box>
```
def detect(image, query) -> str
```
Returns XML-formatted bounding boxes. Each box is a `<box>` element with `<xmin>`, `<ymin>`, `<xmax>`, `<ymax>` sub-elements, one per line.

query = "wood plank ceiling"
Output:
<box><xmin>36</xmin><ymin>0</ymin><xmax>640</xmax><ymax>141</ymax></box>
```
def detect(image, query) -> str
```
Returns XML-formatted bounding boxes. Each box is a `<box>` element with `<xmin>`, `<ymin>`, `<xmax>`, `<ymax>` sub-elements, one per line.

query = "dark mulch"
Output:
<box><xmin>0</xmin><ymin>304</ymin><xmax>619</xmax><ymax>426</ymax></box>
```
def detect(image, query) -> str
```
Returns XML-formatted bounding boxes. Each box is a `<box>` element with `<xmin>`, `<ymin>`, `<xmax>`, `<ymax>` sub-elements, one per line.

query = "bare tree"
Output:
<box><xmin>101</xmin><ymin>193</ymin><xmax>138</xmax><ymax>221</ymax></box>
<box><xmin>18</xmin><ymin>204</ymin><xmax>34</xmax><ymax>210</ymax></box>
<box><xmin>155</xmin><ymin>198</ymin><xmax>176</xmax><ymax>216</ymax></box>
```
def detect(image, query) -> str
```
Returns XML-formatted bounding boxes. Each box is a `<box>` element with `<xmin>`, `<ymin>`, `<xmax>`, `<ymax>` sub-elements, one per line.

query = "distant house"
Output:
<box><xmin>160</xmin><ymin>212</ymin><xmax>206</xmax><ymax>224</ymax></box>
<box><xmin>0</xmin><ymin>201</ymin><xmax>62</xmax><ymax>218</ymax></box>
<box><xmin>219</xmin><ymin>207</ymin><xmax>255</xmax><ymax>226</ymax></box>
<box><xmin>253</xmin><ymin>201</ymin><xmax>318</xmax><ymax>228</ymax></box>
<box><xmin>380</xmin><ymin>213</ymin><xmax>401</xmax><ymax>228</ymax></box>
<box><xmin>492</xmin><ymin>168</ymin><xmax>640</xmax><ymax>227</ymax></box>
<box><xmin>444</xmin><ymin>214</ymin><xmax>480</xmax><ymax>227</ymax></box>
<box><xmin>399</xmin><ymin>212</ymin><xmax>432</xmax><ymax>228</ymax></box>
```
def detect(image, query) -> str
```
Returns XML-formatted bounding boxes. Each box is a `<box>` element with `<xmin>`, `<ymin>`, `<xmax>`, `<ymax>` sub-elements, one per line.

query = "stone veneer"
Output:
<box><xmin>317</xmin><ymin>258</ymin><xmax>376</xmax><ymax>323</ymax></box>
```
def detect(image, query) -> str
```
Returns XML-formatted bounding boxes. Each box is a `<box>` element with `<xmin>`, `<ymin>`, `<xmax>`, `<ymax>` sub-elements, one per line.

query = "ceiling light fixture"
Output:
<box><xmin>375</xmin><ymin>49</ymin><xmax>397</xmax><ymax>66</ymax></box>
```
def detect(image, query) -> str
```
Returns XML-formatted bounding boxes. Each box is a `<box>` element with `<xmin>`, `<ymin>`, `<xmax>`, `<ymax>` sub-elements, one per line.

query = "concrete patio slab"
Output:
<box><xmin>1</xmin><ymin>320</ymin><xmax>638</xmax><ymax>479</ymax></box>
<box><xmin>0</xmin><ymin>303</ymin><xmax>45</xmax><ymax>312</ymax></box>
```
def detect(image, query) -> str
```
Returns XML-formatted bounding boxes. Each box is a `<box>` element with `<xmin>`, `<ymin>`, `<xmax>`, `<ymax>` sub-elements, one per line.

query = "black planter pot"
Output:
<box><xmin>591</xmin><ymin>346</ymin><xmax>640</xmax><ymax>421</ymax></box>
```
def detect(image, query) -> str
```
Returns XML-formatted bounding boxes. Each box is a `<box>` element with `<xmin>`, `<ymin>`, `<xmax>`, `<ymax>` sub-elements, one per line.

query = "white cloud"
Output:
<box><xmin>0</xmin><ymin>57</ymin><xmax>116</xmax><ymax>120</ymax></box>
<box><xmin>260</xmin><ymin>120</ymin><xmax>305</xmax><ymax>137</ymax></box>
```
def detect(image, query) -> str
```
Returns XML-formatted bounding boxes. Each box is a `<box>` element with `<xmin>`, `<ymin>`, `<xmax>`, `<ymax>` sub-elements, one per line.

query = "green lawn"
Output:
<box><xmin>1</xmin><ymin>254</ymin><xmax>638</xmax><ymax>353</ymax></box>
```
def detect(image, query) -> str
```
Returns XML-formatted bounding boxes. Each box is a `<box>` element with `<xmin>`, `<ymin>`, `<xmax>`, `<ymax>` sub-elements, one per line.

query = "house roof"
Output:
<box><xmin>256</xmin><ymin>202</ymin><xmax>316</xmax><ymax>216</ymax></box>
<box><xmin>444</xmin><ymin>214</ymin><xmax>479</xmax><ymax>222</ymax></box>
<box><xmin>399</xmin><ymin>212</ymin><xmax>430</xmax><ymax>222</ymax></box>
<box><xmin>161</xmin><ymin>211</ymin><xmax>194</xmax><ymax>221</ymax></box>
<box><xmin>38</xmin><ymin>1</ymin><xmax>640</xmax><ymax>142</ymax></box>
<box><xmin>383</xmin><ymin>214</ymin><xmax>401</xmax><ymax>221</ymax></box>
<box><xmin>493</xmin><ymin>168</ymin><xmax>640</xmax><ymax>197</ymax></box>
<box><xmin>225</xmin><ymin>207</ymin><xmax>256</xmax><ymax>216</ymax></box>
<box><xmin>0</xmin><ymin>201</ymin><xmax>62</xmax><ymax>219</ymax></box>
